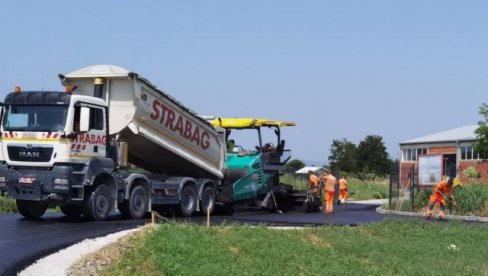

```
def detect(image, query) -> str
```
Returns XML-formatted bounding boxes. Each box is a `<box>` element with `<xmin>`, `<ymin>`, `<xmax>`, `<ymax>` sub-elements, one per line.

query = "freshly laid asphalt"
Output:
<box><xmin>0</xmin><ymin>213</ymin><xmax>147</xmax><ymax>276</ymax></box>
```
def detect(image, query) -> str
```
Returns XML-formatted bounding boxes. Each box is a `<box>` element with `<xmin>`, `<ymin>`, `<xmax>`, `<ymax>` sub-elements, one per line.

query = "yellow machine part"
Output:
<box><xmin>212</xmin><ymin>118</ymin><xmax>296</xmax><ymax>129</ymax></box>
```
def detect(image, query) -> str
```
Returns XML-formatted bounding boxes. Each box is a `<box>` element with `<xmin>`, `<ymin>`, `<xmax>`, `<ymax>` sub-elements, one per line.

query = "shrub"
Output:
<box><xmin>0</xmin><ymin>196</ymin><xmax>17</xmax><ymax>213</ymax></box>
<box><xmin>463</xmin><ymin>166</ymin><xmax>480</xmax><ymax>184</ymax></box>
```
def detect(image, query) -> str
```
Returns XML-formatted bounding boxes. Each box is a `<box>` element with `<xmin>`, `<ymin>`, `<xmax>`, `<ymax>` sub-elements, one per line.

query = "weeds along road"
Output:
<box><xmin>0</xmin><ymin>203</ymin><xmax>384</xmax><ymax>275</ymax></box>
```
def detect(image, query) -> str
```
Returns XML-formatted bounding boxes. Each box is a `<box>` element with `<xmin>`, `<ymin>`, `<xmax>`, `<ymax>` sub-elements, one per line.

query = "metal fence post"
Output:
<box><xmin>389</xmin><ymin>167</ymin><xmax>393</xmax><ymax>208</ymax></box>
<box><xmin>410</xmin><ymin>164</ymin><xmax>415</xmax><ymax>211</ymax></box>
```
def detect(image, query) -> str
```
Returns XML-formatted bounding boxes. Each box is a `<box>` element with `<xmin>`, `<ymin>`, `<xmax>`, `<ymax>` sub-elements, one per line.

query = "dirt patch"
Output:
<box><xmin>303</xmin><ymin>233</ymin><xmax>333</xmax><ymax>249</ymax></box>
<box><xmin>228</xmin><ymin>245</ymin><xmax>251</xmax><ymax>262</ymax></box>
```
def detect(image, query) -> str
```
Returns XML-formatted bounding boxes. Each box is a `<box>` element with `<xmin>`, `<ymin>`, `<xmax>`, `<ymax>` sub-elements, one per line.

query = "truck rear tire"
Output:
<box><xmin>16</xmin><ymin>200</ymin><xmax>48</xmax><ymax>219</ymax></box>
<box><xmin>178</xmin><ymin>185</ymin><xmax>196</xmax><ymax>217</ymax></box>
<box><xmin>200</xmin><ymin>186</ymin><xmax>216</xmax><ymax>215</ymax></box>
<box><xmin>60</xmin><ymin>204</ymin><xmax>83</xmax><ymax>218</ymax></box>
<box><xmin>83</xmin><ymin>184</ymin><xmax>112</xmax><ymax>221</ymax></box>
<box><xmin>119</xmin><ymin>185</ymin><xmax>148</xmax><ymax>220</ymax></box>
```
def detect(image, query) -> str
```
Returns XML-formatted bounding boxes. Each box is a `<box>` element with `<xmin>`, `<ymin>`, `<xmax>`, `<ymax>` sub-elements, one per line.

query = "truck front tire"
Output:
<box><xmin>119</xmin><ymin>185</ymin><xmax>148</xmax><ymax>220</ymax></box>
<box><xmin>83</xmin><ymin>184</ymin><xmax>112</xmax><ymax>221</ymax></box>
<box><xmin>60</xmin><ymin>204</ymin><xmax>83</xmax><ymax>218</ymax></box>
<box><xmin>16</xmin><ymin>200</ymin><xmax>48</xmax><ymax>219</ymax></box>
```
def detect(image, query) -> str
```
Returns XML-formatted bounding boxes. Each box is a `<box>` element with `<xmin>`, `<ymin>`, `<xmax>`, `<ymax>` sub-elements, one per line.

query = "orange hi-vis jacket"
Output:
<box><xmin>429</xmin><ymin>180</ymin><xmax>452</xmax><ymax>206</ymax></box>
<box><xmin>309</xmin><ymin>174</ymin><xmax>320</xmax><ymax>188</ymax></box>
<box><xmin>338</xmin><ymin>178</ymin><xmax>347</xmax><ymax>190</ymax></box>
<box><xmin>309</xmin><ymin>174</ymin><xmax>320</xmax><ymax>193</ymax></box>
<box><xmin>323</xmin><ymin>174</ymin><xmax>337</xmax><ymax>192</ymax></box>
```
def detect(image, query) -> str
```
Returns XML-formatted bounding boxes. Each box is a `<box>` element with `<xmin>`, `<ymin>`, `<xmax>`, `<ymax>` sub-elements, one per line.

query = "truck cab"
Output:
<box><xmin>0</xmin><ymin>90</ymin><xmax>115</xmax><ymax>219</ymax></box>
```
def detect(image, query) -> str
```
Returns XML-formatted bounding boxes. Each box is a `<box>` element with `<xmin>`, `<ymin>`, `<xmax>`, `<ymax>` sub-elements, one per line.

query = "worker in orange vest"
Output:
<box><xmin>308</xmin><ymin>170</ymin><xmax>320</xmax><ymax>194</ymax></box>
<box><xmin>338</xmin><ymin>175</ymin><xmax>348</xmax><ymax>204</ymax></box>
<box><xmin>425</xmin><ymin>177</ymin><xmax>457</xmax><ymax>220</ymax></box>
<box><xmin>321</xmin><ymin>170</ymin><xmax>337</xmax><ymax>214</ymax></box>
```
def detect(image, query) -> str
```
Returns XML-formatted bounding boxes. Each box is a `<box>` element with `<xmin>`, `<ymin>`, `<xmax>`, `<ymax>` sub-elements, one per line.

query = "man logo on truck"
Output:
<box><xmin>150</xmin><ymin>99</ymin><xmax>210</xmax><ymax>150</ymax></box>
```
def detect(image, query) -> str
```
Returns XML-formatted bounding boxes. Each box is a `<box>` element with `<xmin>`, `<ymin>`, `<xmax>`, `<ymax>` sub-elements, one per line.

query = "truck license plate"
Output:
<box><xmin>19</xmin><ymin>177</ymin><xmax>36</xmax><ymax>184</ymax></box>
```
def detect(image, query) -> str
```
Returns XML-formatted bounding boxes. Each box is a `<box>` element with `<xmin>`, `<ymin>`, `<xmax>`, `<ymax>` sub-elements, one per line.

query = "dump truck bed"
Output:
<box><xmin>62</xmin><ymin>65</ymin><xmax>224</xmax><ymax>179</ymax></box>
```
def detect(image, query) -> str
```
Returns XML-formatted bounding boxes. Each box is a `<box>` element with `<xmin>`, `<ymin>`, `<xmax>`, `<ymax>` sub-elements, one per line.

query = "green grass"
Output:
<box><xmin>347</xmin><ymin>178</ymin><xmax>389</xmax><ymax>200</ymax></box>
<box><xmin>103</xmin><ymin>219</ymin><xmax>488</xmax><ymax>276</ymax></box>
<box><xmin>0</xmin><ymin>196</ymin><xmax>17</xmax><ymax>213</ymax></box>
<box><xmin>280</xmin><ymin>173</ymin><xmax>389</xmax><ymax>200</ymax></box>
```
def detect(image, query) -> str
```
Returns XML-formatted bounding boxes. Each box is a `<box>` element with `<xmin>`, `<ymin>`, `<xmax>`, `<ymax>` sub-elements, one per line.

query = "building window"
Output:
<box><xmin>461</xmin><ymin>145</ymin><xmax>486</xmax><ymax>160</ymax></box>
<box><xmin>402</xmin><ymin>147</ymin><xmax>427</xmax><ymax>161</ymax></box>
<box><xmin>417</xmin><ymin>148</ymin><xmax>427</xmax><ymax>155</ymax></box>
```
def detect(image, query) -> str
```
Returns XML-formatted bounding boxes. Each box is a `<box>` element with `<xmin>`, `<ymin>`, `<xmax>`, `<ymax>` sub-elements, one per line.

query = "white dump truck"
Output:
<box><xmin>0</xmin><ymin>65</ymin><xmax>225</xmax><ymax>220</ymax></box>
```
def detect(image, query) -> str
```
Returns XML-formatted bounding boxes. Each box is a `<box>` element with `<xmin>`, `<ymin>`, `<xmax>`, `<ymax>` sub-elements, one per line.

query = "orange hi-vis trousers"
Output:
<box><xmin>426</xmin><ymin>193</ymin><xmax>447</xmax><ymax>219</ymax></box>
<box><xmin>339</xmin><ymin>189</ymin><xmax>348</xmax><ymax>203</ymax></box>
<box><xmin>325</xmin><ymin>191</ymin><xmax>335</xmax><ymax>214</ymax></box>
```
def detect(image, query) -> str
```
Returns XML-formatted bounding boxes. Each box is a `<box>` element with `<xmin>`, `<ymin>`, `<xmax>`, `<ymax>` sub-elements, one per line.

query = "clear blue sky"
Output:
<box><xmin>1</xmin><ymin>1</ymin><xmax>487</xmax><ymax>165</ymax></box>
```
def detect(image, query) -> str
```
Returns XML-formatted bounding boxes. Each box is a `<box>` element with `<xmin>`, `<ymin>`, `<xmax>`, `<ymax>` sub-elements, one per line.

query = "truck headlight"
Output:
<box><xmin>53</xmin><ymin>178</ymin><xmax>69</xmax><ymax>190</ymax></box>
<box><xmin>0</xmin><ymin>176</ymin><xmax>5</xmax><ymax>188</ymax></box>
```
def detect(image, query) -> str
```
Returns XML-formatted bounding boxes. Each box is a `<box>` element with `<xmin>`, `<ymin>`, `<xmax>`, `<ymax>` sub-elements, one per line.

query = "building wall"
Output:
<box><xmin>459</xmin><ymin>160</ymin><xmax>488</xmax><ymax>184</ymax></box>
<box><xmin>428</xmin><ymin>146</ymin><xmax>457</xmax><ymax>154</ymax></box>
<box><xmin>400</xmin><ymin>162</ymin><xmax>416</xmax><ymax>188</ymax></box>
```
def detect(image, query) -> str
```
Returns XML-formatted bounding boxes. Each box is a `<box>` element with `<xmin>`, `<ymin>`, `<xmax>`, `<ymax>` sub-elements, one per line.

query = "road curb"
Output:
<box><xmin>376</xmin><ymin>206</ymin><xmax>488</xmax><ymax>222</ymax></box>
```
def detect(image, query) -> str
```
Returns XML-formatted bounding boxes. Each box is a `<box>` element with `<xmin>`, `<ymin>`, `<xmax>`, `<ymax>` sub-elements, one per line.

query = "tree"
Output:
<box><xmin>356</xmin><ymin>135</ymin><xmax>390</xmax><ymax>176</ymax></box>
<box><xmin>328</xmin><ymin>138</ymin><xmax>357</xmax><ymax>173</ymax></box>
<box><xmin>474</xmin><ymin>102</ymin><xmax>488</xmax><ymax>158</ymax></box>
<box><xmin>285</xmin><ymin>159</ymin><xmax>305</xmax><ymax>173</ymax></box>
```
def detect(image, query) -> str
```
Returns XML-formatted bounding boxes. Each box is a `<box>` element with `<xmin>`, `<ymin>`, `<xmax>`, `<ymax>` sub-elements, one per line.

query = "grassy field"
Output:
<box><xmin>281</xmin><ymin>173</ymin><xmax>389</xmax><ymax>200</ymax></box>
<box><xmin>101</xmin><ymin>219</ymin><xmax>488</xmax><ymax>275</ymax></box>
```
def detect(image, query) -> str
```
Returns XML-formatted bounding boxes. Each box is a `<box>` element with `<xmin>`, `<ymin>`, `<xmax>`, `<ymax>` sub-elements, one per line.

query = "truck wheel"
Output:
<box><xmin>16</xmin><ymin>200</ymin><xmax>48</xmax><ymax>219</ymax></box>
<box><xmin>200</xmin><ymin>186</ymin><xmax>216</xmax><ymax>215</ymax></box>
<box><xmin>178</xmin><ymin>185</ymin><xmax>196</xmax><ymax>217</ymax></box>
<box><xmin>84</xmin><ymin>184</ymin><xmax>112</xmax><ymax>221</ymax></box>
<box><xmin>60</xmin><ymin>204</ymin><xmax>83</xmax><ymax>218</ymax></box>
<box><xmin>120</xmin><ymin>185</ymin><xmax>148</xmax><ymax>219</ymax></box>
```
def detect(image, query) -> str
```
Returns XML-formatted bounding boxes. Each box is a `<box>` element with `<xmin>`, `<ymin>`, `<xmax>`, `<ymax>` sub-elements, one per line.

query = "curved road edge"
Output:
<box><xmin>376</xmin><ymin>206</ymin><xmax>488</xmax><ymax>222</ymax></box>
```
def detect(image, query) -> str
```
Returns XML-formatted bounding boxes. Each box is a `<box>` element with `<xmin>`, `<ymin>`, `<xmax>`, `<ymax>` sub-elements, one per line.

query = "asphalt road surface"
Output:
<box><xmin>0</xmin><ymin>212</ymin><xmax>147</xmax><ymax>275</ymax></box>
<box><xmin>0</xmin><ymin>203</ymin><xmax>383</xmax><ymax>275</ymax></box>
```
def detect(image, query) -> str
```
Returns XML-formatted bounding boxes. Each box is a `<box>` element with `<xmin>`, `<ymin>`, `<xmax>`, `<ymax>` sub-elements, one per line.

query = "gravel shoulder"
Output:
<box><xmin>19</xmin><ymin>227</ymin><xmax>145</xmax><ymax>276</ymax></box>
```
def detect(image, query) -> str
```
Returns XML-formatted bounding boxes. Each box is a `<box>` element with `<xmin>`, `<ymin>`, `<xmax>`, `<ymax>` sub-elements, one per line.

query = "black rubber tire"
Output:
<box><xmin>200</xmin><ymin>186</ymin><xmax>216</xmax><ymax>215</ymax></box>
<box><xmin>83</xmin><ymin>184</ymin><xmax>112</xmax><ymax>221</ymax></box>
<box><xmin>178</xmin><ymin>185</ymin><xmax>197</xmax><ymax>217</ymax></box>
<box><xmin>60</xmin><ymin>204</ymin><xmax>83</xmax><ymax>218</ymax></box>
<box><xmin>16</xmin><ymin>200</ymin><xmax>48</xmax><ymax>219</ymax></box>
<box><xmin>119</xmin><ymin>185</ymin><xmax>148</xmax><ymax>219</ymax></box>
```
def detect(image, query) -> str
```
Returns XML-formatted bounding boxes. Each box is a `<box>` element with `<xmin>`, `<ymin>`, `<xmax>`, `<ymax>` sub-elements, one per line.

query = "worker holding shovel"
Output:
<box><xmin>424</xmin><ymin>177</ymin><xmax>457</xmax><ymax>220</ymax></box>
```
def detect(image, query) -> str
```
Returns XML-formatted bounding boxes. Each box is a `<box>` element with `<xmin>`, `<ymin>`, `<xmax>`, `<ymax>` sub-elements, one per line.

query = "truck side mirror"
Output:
<box><xmin>80</xmin><ymin>107</ymin><xmax>90</xmax><ymax>132</ymax></box>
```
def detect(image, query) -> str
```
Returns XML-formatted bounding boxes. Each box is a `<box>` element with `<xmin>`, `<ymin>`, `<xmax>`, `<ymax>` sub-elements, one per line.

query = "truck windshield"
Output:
<box><xmin>3</xmin><ymin>105</ymin><xmax>69</xmax><ymax>132</ymax></box>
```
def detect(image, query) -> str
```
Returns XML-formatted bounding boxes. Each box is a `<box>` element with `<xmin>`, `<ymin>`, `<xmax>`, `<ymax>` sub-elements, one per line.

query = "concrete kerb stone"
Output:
<box><xmin>376</xmin><ymin>206</ymin><xmax>488</xmax><ymax>223</ymax></box>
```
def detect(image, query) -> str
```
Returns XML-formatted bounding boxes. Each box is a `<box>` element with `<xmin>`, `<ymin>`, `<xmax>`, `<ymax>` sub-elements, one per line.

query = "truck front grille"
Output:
<box><xmin>7</xmin><ymin>146</ymin><xmax>53</xmax><ymax>162</ymax></box>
